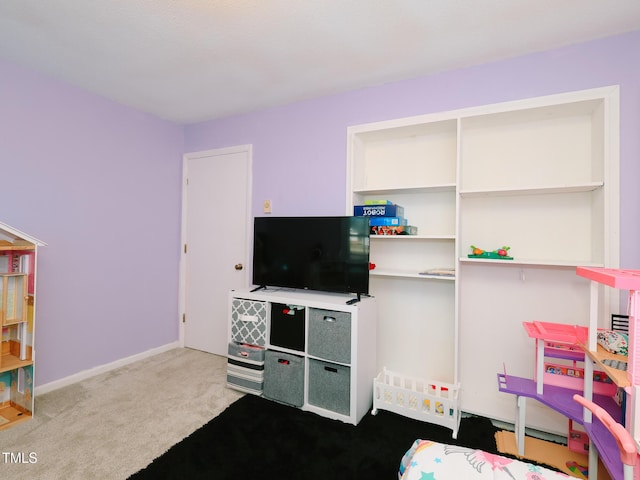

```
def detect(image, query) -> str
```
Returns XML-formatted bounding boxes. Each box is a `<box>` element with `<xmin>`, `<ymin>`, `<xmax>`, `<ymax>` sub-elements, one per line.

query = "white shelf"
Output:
<box><xmin>459</xmin><ymin>257</ymin><xmax>605</xmax><ymax>268</ymax></box>
<box><xmin>347</xmin><ymin>86</ymin><xmax>619</xmax><ymax>429</ymax></box>
<box><xmin>370</xmin><ymin>234</ymin><xmax>455</xmax><ymax>241</ymax></box>
<box><xmin>459</xmin><ymin>182</ymin><xmax>603</xmax><ymax>197</ymax></box>
<box><xmin>354</xmin><ymin>183</ymin><xmax>456</xmax><ymax>195</ymax></box>
<box><xmin>370</xmin><ymin>268</ymin><xmax>456</xmax><ymax>280</ymax></box>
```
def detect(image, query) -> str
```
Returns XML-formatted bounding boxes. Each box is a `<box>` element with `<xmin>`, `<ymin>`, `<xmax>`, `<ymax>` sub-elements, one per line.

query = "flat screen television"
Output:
<box><xmin>252</xmin><ymin>216</ymin><xmax>370</xmax><ymax>296</ymax></box>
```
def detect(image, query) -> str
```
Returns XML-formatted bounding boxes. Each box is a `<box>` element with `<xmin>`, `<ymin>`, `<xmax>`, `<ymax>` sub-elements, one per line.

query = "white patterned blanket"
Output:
<box><xmin>399</xmin><ymin>440</ymin><xmax>569</xmax><ymax>479</ymax></box>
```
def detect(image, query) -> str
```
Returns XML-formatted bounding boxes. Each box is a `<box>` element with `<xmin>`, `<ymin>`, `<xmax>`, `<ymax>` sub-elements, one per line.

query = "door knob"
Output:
<box><xmin>234</xmin><ymin>263</ymin><xmax>243</xmax><ymax>270</ymax></box>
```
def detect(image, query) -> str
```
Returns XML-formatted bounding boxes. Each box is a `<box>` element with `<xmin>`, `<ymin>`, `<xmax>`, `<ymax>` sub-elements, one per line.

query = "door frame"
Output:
<box><xmin>178</xmin><ymin>144</ymin><xmax>253</xmax><ymax>348</ymax></box>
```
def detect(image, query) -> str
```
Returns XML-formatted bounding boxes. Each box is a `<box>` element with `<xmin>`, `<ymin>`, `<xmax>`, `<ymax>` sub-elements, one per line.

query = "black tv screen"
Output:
<box><xmin>252</xmin><ymin>216</ymin><xmax>370</xmax><ymax>295</ymax></box>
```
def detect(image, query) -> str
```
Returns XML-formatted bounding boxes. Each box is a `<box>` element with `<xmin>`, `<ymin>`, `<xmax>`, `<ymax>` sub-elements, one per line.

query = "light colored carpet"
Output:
<box><xmin>0</xmin><ymin>347</ymin><xmax>243</xmax><ymax>480</ymax></box>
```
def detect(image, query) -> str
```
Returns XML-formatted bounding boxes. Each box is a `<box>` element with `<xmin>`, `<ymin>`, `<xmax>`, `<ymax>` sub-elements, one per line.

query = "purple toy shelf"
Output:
<box><xmin>498</xmin><ymin>373</ymin><xmax>625</xmax><ymax>479</ymax></box>
<box><xmin>497</xmin><ymin>373</ymin><xmax>621</xmax><ymax>423</ymax></box>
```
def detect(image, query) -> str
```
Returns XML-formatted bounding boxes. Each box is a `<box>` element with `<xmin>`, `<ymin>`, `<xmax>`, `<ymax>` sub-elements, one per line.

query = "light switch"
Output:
<box><xmin>263</xmin><ymin>199</ymin><xmax>272</xmax><ymax>213</ymax></box>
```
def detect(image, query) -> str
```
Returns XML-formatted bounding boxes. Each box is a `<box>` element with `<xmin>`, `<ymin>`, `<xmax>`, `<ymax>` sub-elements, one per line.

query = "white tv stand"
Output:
<box><xmin>228</xmin><ymin>287</ymin><xmax>377</xmax><ymax>425</ymax></box>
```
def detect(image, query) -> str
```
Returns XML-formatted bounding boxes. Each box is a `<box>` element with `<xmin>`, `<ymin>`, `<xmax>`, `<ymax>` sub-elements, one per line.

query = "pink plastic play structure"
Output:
<box><xmin>497</xmin><ymin>267</ymin><xmax>640</xmax><ymax>480</ymax></box>
<box><xmin>522</xmin><ymin>321</ymin><xmax>617</xmax><ymax>397</ymax></box>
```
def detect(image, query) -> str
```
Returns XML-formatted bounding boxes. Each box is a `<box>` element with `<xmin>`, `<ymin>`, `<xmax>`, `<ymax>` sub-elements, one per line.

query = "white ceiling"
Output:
<box><xmin>0</xmin><ymin>1</ymin><xmax>639</xmax><ymax>124</ymax></box>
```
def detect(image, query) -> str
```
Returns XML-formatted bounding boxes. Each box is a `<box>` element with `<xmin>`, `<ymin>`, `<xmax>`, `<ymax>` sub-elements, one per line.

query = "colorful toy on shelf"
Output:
<box><xmin>468</xmin><ymin>245</ymin><xmax>513</xmax><ymax>260</ymax></box>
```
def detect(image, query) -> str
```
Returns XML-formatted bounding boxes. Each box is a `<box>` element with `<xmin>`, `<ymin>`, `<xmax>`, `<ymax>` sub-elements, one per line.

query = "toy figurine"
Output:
<box><xmin>468</xmin><ymin>245</ymin><xmax>513</xmax><ymax>260</ymax></box>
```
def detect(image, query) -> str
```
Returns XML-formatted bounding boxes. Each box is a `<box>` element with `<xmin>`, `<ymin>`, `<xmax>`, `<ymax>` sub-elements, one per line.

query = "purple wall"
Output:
<box><xmin>185</xmin><ymin>30</ymin><xmax>640</xmax><ymax>273</ymax></box>
<box><xmin>0</xmin><ymin>60</ymin><xmax>184</xmax><ymax>385</ymax></box>
<box><xmin>2</xmin><ymin>29</ymin><xmax>638</xmax><ymax>387</ymax></box>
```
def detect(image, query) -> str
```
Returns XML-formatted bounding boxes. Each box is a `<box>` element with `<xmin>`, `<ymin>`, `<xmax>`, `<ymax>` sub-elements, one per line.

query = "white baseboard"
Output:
<box><xmin>35</xmin><ymin>341</ymin><xmax>180</xmax><ymax>395</ymax></box>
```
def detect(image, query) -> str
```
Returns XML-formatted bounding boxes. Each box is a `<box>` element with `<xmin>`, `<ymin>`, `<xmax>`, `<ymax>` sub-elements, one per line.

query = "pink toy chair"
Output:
<box><xmin>573</xmin><ymin>394</ymin><xmax>637</xmax><ymax>480</ymax></box>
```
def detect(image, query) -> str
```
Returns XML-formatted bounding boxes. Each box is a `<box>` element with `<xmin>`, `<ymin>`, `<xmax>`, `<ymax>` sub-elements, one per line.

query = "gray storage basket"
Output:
<box><xmin>263</xmin><ymin>350</ymin><xmax>304</xmax><ymax>407</ymax></box>
<box><xmin>307</xmin><ymin>308</ymin><xmax>351</xmax><ymax>364</ymax></box>
<box><xmin>308</xmin><ymin>358</ymin><xmax>351</xmax><ymax>415</ymax></box>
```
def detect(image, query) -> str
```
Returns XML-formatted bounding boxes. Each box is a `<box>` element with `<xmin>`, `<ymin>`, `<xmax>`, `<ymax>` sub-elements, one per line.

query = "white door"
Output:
<box><xmin>181</xmin><ymin>145</ymin><xmax>252</xmax><ymax>355</ymax></box>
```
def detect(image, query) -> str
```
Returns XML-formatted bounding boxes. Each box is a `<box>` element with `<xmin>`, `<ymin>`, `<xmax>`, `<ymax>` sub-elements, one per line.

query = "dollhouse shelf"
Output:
<box><xmin>0</xmin><ymin>407</ymin><xmax>32</xmax><ymax>429</ymax></box>
<box><xmin>0</xmin><ymin>245</ymin><xmax>35</xmax><ymax>251</ymax></box>
<box><xmin>580</xmin><ymin>344</ymin><xmax>631</xmax><ymax>388</ymax></box>
<box><xmin>0</xmin><ymin>354</ymin><xmax>33</xmax><ymax>374</ymax></box>
<box><xmin>0</xmin><ymin>342</ymin><xmax>35</xmax><ymax>430</ymax></box>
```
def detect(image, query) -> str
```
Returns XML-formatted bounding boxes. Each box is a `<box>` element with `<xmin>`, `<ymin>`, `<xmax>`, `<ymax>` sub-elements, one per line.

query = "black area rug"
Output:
<box><xmin>129</xmin><ymin>395</ymin><xmax>499</xmax><ymax>480</ymax></box>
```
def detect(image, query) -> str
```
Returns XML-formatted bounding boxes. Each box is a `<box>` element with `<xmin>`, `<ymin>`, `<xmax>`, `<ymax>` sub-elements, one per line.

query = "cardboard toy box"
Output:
<box><xmin>354</xmin><ymin>204</ymin><xmax>404</xmax><ymax>217</ymax></box>
<box><xmin>368</xmin><ymin>216</ymin><xmax>407</xmax><ymax>226</ymax></box>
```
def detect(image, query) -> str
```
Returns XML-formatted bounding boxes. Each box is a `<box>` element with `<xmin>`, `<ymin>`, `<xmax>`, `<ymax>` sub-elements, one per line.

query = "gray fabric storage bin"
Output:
<box><xmin>226</xmin><ymin>342</ymin><xmax>265</xmax><ymax>395</ymax></box>
<box><xmin>263</xmin><ymin>350</ymin><xmax>304</xmax><ymax>407</ymax></box>
<box><xmin>230</xmin><ymin>298</ymin><xmax>267</xmax><ymax>346</ymax></box>
<box><xmin>308</xmin><ymin>308</ymin><xmax>351</xmax><ymax>363</ymax></box>
<box><xmin>228</xmin><ymin>341</ymin><xmax>266</xmax><ymax>362</ymax></box>
<box><xmin>308</xmin><ymin>359</ymin><xmax>351</xmax><ymax>415</ymax></box>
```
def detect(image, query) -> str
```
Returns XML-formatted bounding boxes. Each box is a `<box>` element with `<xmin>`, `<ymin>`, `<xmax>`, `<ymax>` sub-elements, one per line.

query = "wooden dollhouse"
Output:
<box><xmin>498</xmin><ymin>267</ymin><xmax>640</xmax><ymax>480</ymax></box>
<box><xmin>0</xmin><ymin>221</ymin><xmax>45</xmax><ymax>430</ymax></box>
